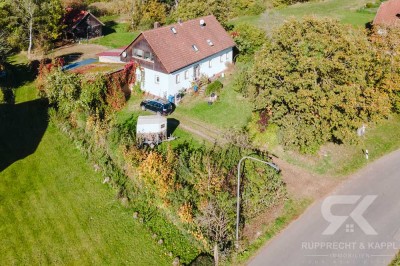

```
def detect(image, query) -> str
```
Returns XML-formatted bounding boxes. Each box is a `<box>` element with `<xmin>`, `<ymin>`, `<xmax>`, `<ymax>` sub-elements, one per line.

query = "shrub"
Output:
<box><xmin>205</xmin><ymin>80</ymin><xmax>223</xmax><ymax>96</ymax></box>
<box><xmin>247</xmin><ymin>113</ymin><xmax>279</xmax><ymax>149</ymax></box>
<box><xmin>230</xmin><ymin>0</ymin><xmax>266</xmax><ymax>16</ymax></box>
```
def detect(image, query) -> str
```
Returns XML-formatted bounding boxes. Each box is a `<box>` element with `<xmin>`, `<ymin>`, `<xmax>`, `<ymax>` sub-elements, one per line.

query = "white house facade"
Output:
<box><xmin>120</xmin><ymin>15</ymin><xmax>236</xmax><ymax>98</ymax></box>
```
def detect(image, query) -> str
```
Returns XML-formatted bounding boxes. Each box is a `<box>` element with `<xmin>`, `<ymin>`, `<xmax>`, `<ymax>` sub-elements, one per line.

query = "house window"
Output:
<box><xmin>155</xmin><ymin>75</ymin><xmax>160</xmax><ymax>84</ymax></box>
<box><xmin>220</xmin><ymin>55</ymin><xmax>224</xmax><ymax>63</ymax></box>
<box><xmin>226</xmin><ymin>52</ymin><xmax>229</xmax><ymax>60</ymax></box>
<box><xmin>176</xmin><ymin>74</ymin><xmax>180</xmax><ymax>84</ymax></box>
<box><xmin>209</xmin><ymin>60</ymin><xmax>212</xmax><ymax>68</ymax></box>
<box><xmin>133</xmin><ymin>48</ymin><xmax>144</xmax><ymax>58</ymax></box>
<box><xmin>144</xmin><ymin>51</ymin><xmax>153</xmax><ymax>61</ymax></box>
<box><xmin>184</xmin><ymin>70</ymin><xmax>189</xmax><ymax>80</ymax></box>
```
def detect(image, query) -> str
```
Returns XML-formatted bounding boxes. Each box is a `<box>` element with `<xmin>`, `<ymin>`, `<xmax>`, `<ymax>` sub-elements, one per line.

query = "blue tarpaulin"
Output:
<box><xmin>62</xmin><ymin>58</ymin><xmax>98</xmax><ymax>71</ymax></box>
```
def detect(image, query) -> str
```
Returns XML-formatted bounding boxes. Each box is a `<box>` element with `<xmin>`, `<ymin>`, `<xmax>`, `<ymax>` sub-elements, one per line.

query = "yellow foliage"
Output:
<box><xmin>138</xmin><ymin>151</ymin><xmax>176</xmax><ymax>199</ymax></box>
<box><xmin>178</xmin><ymin>202</ymin><xmax>194</xmax><ymax>223</ymax></box>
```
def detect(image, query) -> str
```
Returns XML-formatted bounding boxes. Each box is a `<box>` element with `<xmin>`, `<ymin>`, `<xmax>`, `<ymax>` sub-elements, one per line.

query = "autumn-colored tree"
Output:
<box><xmin>172</xmin><ymin>0</ymin><xmax>229</xmax><ymax>24</ymax></box>
<box><xmin>370</xmin><ymin>26</ymin><xmax>400</xmax><ymax>113</ymax></box>
<box><xmin>138</xmin><ymin>147</ymin><xmax>176</xmax><ymax>200</ymax></box>
<box><xmin>246</xmin><ymin>17</ymin><xmax>391</xmax><ymax>153</ymax></box>
<box><xmin>131</xmin><ymin>0</ymin><xmax>167</xmax><ymax>30</ymax></box>
<box><xmin>231</xmin><ymin>23</ymin><xmax>267</xmax><ymax>61</ymax></box>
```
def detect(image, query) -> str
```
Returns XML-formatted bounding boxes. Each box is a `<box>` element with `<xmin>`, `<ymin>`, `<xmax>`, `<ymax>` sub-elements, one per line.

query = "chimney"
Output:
<box><xmin>154</xmin><ymin>22</ymin><xmax>160</xmax><ymax>29</ymax></box>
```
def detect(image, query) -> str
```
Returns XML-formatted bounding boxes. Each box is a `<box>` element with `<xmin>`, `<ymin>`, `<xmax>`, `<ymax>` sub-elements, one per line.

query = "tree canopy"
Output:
<box><xmin>1</xmin><ymin>0</ymin><xmax>64</xmax><ymax>56</ymax></box>
<box><xmin>245</xmin><ymin>17</ymin><xmax>391</xmax><ymax>153</ymax></box>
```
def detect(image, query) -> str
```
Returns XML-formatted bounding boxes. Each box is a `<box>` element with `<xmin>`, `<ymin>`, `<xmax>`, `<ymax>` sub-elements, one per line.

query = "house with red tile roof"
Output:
<box><xmin>373</xmin><ymin>0</ymin><xmax>400</xmax><ymax>27</ymax></box>
<box><xmin>119</xmin><ymin>15</ymin><xmax>235</xmax><ymax>98</ymax></box>
<box><xmin>63</xmin><ymin>8</ymin><xmax>104</xmax><ymax>40</ymax></box>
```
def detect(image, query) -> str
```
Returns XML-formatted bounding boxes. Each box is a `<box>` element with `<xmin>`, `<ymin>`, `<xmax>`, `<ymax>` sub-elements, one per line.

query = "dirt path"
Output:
<box><xmin>272</xmin><ymin>157</ymin><xmax>339</xmax><ymax>200</ymax></box>
<box><xmin>172</xmin><ymin>112</ymin><xmax>339</xmax><ymax>201</ymax></box>
<box><xmin>170</xmin><ymin>112</ymin><xmax>228</xmax><ymax>144</ymax></box>
<box><xmin>32</xmin><ymin>44</ymin><xmax>109</xmax><ymax>63</ymax></box>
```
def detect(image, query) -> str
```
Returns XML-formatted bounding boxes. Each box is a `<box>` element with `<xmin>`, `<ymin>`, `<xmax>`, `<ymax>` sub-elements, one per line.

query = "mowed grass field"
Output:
<box><xmin>90</xmin><ymin>16</ymin><xmax>138</xmax><ymax>48</ymax></box>
<box><xmin>0</xmin><ymin>85</ymin><xmax>170</xmax><ymax>265</ymax></box>
<box><xmin>231</xmin><ymin>0</ymin><xmax>376</xmax><ymax>28</ymax></box>
<box><xmin>174</xmin><ymin>76</ymin><xmax>253</xmax><ymax>130</ymax></box>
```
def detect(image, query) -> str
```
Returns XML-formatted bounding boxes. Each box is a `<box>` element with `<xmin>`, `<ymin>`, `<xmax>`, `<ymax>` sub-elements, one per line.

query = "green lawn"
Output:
<box><xmin>230</xmin><ymin>0</ymin><xmax>376</xmax><ymax>28</ymax></box>
<box><xmin>0</xmin><ymin>85</ymin><xmax>170</xmax><ymax>265</ymax></box>
<box><xmin>271</xmin><ymin>0</ymin><xmax>375</xmax><ymax>26</ymax></box>
<box><xmin>271</xmin><ymin>114</ymin><xmax>400</xmax><ymax>177</ymax></box>
<box><xmin>90</xmin><ymin>16</ymin><xmax>138</xmax><ymax>48</ymax></box>
<box><xmin>175</xmin><ymin>76</ymin><xmax>253</xmax><ymax>130</ymax></box>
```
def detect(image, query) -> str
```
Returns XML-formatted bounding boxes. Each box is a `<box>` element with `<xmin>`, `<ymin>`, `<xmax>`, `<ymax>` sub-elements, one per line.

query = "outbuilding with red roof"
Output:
<box><xmin>63</xmin><ymin>8</ymin><xmax>104</xmax><ymax>41</ymax></box>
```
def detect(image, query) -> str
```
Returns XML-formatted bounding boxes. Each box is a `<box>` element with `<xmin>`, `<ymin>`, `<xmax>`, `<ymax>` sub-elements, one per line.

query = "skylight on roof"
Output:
<box><xmin>192</xmin><ymin>45</ymin><xmax>199</xmax><ymax>52</ymax></box>
<box><xmin>207</xmin><ymin>39</ymin><xmax>214</xmax><ymax>46</ymax></box>
<box><xmin>171</xmin><ymin>27</ymin><xmax>177</xmax><ymax>34</ymax></box>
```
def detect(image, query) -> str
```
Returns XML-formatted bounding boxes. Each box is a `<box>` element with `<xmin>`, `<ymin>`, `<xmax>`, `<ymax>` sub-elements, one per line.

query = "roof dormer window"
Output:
<box><xmin>192</xmin><ymin>45</ymin><xmax>199</xmax><ymax>52</ymax></box>
<box><xmin>207</xmin><ymin>39</ymin><xmax>214</xmax><ymax>46</ymax></box>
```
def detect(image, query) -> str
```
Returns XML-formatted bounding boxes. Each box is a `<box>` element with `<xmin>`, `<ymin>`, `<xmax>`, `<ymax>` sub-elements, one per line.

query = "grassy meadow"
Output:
<box><xmin>231</xmin><ymin>0</ymin><xmax>376</xmax><ymax>29</ymax></box>
<box><xmin>90</xmin><ymin>16</ymin><xmax>138</xmax><ymax>48</ymax></box>
<box><xmin>0</xmin><ymin>68</ymin><xmax>170</xmax><ymax>264</ymax></box>
<box><xmin>174</xmin><ymin>76</ymin><xmax>253</xmax><ymax>130</ymax></box>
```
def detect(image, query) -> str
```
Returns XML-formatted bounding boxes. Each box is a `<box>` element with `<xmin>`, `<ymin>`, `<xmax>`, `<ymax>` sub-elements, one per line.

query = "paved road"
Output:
<box><xmin>249</xmin><ymin>149</ymin><xmax>400</xmax><ymax>266</ymax></box>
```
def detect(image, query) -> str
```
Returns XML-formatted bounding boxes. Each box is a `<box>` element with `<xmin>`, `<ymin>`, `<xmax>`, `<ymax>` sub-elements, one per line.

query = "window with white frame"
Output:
<box><xmin>184</xmin><ymin>70</ymin><xmax>189</xmax><ymax>80</ymax></box>
<box><xmin>220</xmin><ymin>55</ymin><xmax>223</xmax><ymax>63</ymax></box>
<box><xmin>226</xmin><ymin>52</ymin><xmax>229</xmax><ymax>60</ymax></box>
<box><xmin>209</xmin><ymin>60</ymin><xmax>212</xmax><ymax>68</ymax></box>
<box><xmin>176</xmin><ymin>74</ymin><xmax>180</xmax><ymax>84</ymax></box>
<box><xmin>155</xmin><ymin>75</ymin><xmax>160</xmax><ymax>84</ymax></box>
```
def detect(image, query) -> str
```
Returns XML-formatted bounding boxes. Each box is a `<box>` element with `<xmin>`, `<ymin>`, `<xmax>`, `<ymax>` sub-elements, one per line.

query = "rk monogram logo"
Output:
<box><xmin>321</xmin><ymin>195</ymin><xmax>378</xmax><ymax>235</ymax></box>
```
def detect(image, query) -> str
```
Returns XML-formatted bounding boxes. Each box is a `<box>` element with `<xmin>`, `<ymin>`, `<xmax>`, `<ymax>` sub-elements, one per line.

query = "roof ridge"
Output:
<box><xmin>143</xmin><ymin>14</ymin><xmax>216</xmax><ymax>34</ymax></box>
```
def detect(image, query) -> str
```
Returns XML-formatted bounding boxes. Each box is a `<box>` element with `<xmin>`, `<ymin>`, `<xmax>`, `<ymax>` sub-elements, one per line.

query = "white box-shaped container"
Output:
<box><xmin>136</xmin><ymin>115</ymin><xmax>167</xmax><ymax>146</ymax></box>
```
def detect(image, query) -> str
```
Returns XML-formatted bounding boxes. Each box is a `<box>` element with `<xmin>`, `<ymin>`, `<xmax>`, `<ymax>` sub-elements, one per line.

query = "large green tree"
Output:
<box><xmin>246</xmin><ymin>18</ymin><xmax>391</xmax><ymax>153</ymax></box>
<box><xmin>231</xmin><ymin>22</ymin><xmax>267</xmax><ymax>61</ymax></box>
<box><xmin>131</xmin><ymin>0</ymin><xmax>167</xmax><ymax>30</ymax></box>
<box><xmin>0</xmin><ymin>30</ymin><xmax>12</xmax><ymax>67</ymax></box>
<box><xmin>3</xmin><ymin>0</ymin><xmax>64</xmax><ymax>57</ymax></box>
<box><xmin>172</xmin><ymin>0</ymin><xmax>229</xmax><ymax>24</ymax></box>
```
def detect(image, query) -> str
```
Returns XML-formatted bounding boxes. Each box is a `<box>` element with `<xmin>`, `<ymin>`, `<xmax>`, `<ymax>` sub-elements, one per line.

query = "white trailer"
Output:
<box><xmin>136</xmin><ymin>115</ymin><xmax>167</xmax><ymax>147</ymax></box>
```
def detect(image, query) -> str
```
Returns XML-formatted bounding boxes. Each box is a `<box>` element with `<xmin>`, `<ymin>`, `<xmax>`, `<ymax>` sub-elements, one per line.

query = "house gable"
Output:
<box><xmin>121</xmin><ymin>34</ymin><xmax>168</xmax><ymax>74</ymax></box>
<box><xmin>64</xmin><ymin>9</ymin><xmax>104</xmax><ymax>39</ymax></box>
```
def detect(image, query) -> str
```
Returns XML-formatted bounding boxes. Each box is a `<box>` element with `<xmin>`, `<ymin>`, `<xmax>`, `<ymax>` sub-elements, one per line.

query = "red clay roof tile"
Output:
<box><xmin>125</xmin><ymin>15</ymin><xmax>235</xmax><ymax>73</ymax></box>
<box><xmin>374</xmin><ymin>0</ymin><xmax>400</xmax><ymax>26</ymax></box>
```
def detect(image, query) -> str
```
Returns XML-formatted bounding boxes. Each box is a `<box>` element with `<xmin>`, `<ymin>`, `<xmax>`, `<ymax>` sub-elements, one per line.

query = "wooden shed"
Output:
<box><xmin>64</xmin><ymin>9</ymin><xmax>104</xmax><ymax>40</ymax></box>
